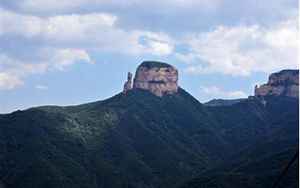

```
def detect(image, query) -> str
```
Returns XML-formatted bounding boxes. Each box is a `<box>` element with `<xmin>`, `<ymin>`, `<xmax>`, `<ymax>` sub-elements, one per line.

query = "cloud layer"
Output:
<box><xmin>181</xmin><ymin>18</ymin><xmax>298</xmax><ymax>76</ymax></box>
<box><xmin>0</xmin><ymin>49</ymin><xmax>93</xmax><ymax>89</ymax></box>
<box><xmin>0</xmin><ymin>0</ymin><xmax>298</xmax><ymax>91</ymax></box>
<box><xmin>0</xmin><ymin>8</ymin><xmax>174</xmax><ymax>90</ymax></box>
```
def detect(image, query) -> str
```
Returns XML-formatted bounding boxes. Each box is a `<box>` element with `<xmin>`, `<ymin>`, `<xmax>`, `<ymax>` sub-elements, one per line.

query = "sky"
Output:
<box><xmin>0</xmin><ymin>0</ymin><xmax>298</xmax><ymax>113</ymax></box>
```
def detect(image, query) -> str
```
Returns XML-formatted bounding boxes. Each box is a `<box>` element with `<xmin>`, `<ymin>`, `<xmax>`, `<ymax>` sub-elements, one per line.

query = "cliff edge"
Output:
<box><xmin>122</xmin><ymin>61</ymin><xmax>178</xmax><ymax>97</ymax></box>
<box><xmin>255</xmin><ymin>69</ymin><xmax>299</xmax><ymax>98</ymax></box>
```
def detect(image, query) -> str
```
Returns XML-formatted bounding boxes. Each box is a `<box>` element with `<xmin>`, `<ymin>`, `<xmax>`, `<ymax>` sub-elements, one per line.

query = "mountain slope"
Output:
<box><xmin>0</xmin><ymin>88</ymin><xmax>298</xmax><ymax>188</ymax></box>
<box><xmin>0</xmin><ymin>88</ymin><xmax>226</xmax><ymax>188</ymax></box>
<box><xmin>180</xmin><ymin>149</ymin><xmax>298</xmax><ymax>188</ymax></box>
<box><xmin>180</xmin><ymin>96</ymin><xmax>299</xmax><ymax>188</ymax></box>
<box><xmin>204</xmin><ymin>98</ymin><xmax>246</xmax><ymax>107</ymax></box>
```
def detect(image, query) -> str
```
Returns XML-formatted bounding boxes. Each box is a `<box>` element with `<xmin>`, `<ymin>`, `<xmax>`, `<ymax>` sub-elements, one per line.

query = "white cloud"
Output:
<box><xmin>0</xmin><ymin>9</ymin><xmax>117</xmax><ymax>41</ymax></box>
<box><xmin>180</xmin><ymin>18</ymin><xmax>299</xmax><ymax>76</ymax></box>
<box><xmin>0</xmin><ymin>48</ymin><xmax>92</xmax><ymax>90</ymax></box>
<box><xmin>0</xmin><ymin>2</ymin><xmax>297</xmax><ymax>91</ymax></box>
<box><xmin>0</xmin><ymin>72</ymin><xmax>23</xmax><ymax>90</ymax></box>
<box><xmin>0</xmin><ymin>9</ymin><xmax>174</xmax><ymax>55</ymax></box>
<box><xmin>0</xmin><ymin>9</ymin><xmax>174</xmax><ymax>90</ymax></box>
<box><xmin>43</xmin><ymin>13</ymin><xmax>117</xmax><ymax>42</ymax></box>
<box><xmin>200</xmin><ymin>86</ymin><xmax>248</xmax><ymax>100</ymax></box>
<box><xmin>45</xmin><ymin>48</ymin><xmax>94</xmax><ymax>71</ymax></box>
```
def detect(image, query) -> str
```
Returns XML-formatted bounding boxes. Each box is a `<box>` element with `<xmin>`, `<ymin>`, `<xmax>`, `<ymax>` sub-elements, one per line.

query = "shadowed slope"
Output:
<box><xmin>0</xmin><ymin>89</ymin><xmax>298</xmax><ymax>188</ymax></box>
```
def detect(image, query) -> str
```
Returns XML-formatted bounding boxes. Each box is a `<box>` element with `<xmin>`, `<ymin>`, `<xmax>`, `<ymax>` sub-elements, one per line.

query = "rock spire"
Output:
<box><xmin>123</xmin><ymin>72</ymin><xmax>133</xmax><ymax>94</ymax></box>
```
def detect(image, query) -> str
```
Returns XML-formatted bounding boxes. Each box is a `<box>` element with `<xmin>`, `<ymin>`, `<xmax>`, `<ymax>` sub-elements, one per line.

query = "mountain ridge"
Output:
<box><xmin>0</xmin><ymin>87</ymin><xmax>298</xmax><ymax>188</ymax></box>
<box><xmin>0</xmin><ymin>62</ymin><xmax>298</xmax><ymax>188</ymax></box>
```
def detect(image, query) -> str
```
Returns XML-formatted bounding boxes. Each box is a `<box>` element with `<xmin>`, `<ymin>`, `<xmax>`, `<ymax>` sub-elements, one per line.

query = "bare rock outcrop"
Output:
<box><xmin>123</xmin><ymin>72</ymin><xmax>133</xmax><ymax>94</ymax></box>
<box><xmin>133</xmin><ymin>61</ymin><xmax>178</xmax><ymax>97</ymax></box>
<box><xmin>255</xmin><ymin>69</ymin><xmax>299</xmax><ymax>98</ymax></box>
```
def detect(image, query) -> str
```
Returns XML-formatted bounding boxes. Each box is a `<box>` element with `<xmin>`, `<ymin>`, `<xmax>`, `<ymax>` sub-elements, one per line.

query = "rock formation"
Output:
<box><xmin>255</xmin><ymin>69</ymin><xmax>299</xmax><ymax>98</ymax></box>
<box><xmin>132</xmin><ymin>61</ymin><xmax>178</xmax><ymax>97</ymax></box>
<box><xmin>123</xmin><ymin>72</ymin><xmax>133</xmax><ymax>94</ymax></box>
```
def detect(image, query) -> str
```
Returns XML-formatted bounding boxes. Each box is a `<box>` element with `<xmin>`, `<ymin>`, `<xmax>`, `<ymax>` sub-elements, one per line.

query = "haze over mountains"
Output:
<box><xmin>0</xmin><ymin>61</ymin><xmax>298</xmax><ymax>188</ymax></box>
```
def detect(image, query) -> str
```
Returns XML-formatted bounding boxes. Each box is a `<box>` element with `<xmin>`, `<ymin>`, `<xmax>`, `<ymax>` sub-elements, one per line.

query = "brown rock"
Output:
<box><xmin>133</xmin><ymin>61</ymin><xmax>178</xmax><ymax>97</ymax></box>
<box><xmin>255</xmin><ymin>69</ymin><xmax>299</xmax><ymax>98</ymax></box>
<box><xmin>123</xmin><ymin>72</ymin><xmax>133</xmax><ymax>94</ymax></box>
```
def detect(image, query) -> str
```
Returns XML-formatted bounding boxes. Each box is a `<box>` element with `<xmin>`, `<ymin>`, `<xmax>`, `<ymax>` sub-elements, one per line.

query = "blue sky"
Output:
<box><xmin>0</xmin><ymin>0</ymin><xmax>298</xmax><ymax>113</ymax></box>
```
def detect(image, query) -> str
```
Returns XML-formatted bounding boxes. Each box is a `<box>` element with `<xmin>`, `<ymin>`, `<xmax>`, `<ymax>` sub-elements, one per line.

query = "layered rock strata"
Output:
<box><xmin>132</xmin><ymin>61</ymin><xmax>178</xmax><ymax>97</ymax></box>
<box><xmin>255</xmin><ymin>69</ymin><xmax>299</xmax><ymax>98</ymax></box>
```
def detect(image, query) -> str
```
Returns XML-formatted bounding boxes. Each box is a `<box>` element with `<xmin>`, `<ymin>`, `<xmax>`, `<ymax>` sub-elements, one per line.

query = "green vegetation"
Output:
<box><xmin>0</xmin><ymin>88</ymin><xmax>298</xmax><ymax>188</ymax></box>
<box><xmin>139</xmin><ymin>61</ymin><xmax>173</xmax><ymax>69</ymax></box>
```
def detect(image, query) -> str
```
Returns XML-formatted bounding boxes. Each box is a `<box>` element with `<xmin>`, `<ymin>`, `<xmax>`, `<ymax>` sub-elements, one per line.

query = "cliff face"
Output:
<box><xmin>123</xmin><ymin>72</ymin><xmax>133</xmax><ymax>94</ymax></box>
<box><xmin>132</xmin><ymin>61</ymin><xmax>178</xmax><ymax>97</ymax></box>
<box><xmin>255</xmin><ymin>69</ymin><xmax>299</xmax><ymax>98</ymax></box>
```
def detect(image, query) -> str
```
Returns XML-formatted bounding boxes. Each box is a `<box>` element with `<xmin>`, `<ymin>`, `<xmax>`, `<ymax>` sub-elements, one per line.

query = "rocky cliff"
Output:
<box><xmin>255</xmin><ymin>69</ymin><xmax>299</xmax><ymax>98</ymax></box>
<box><xmin>123</xmin><ymin>72</ymin><xmax>133</xmax><ymax>94</ymax></box>
<box><xmin>132</xmin><ymin>61</ymin><xmax>178</xmax><ymax>97</ymax></box>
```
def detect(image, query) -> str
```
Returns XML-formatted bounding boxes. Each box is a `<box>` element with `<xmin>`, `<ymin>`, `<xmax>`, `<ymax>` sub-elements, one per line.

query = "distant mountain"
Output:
<box><xmin>0</xmin><ymin>62</ymin><xmax>298</xmax><ymax>188</ymax></box>
<box><xmin>204</xmin><ymin>98</ymin><xmax>246</xmax><ymax>107</ymax></box>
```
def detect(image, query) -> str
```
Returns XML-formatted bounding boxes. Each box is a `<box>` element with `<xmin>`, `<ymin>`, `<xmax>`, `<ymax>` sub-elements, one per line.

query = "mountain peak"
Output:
<box><xmin>123</xmin><ymin>61</ymin><xmax>178</xmax><ymax>97</ymax></box>
<box><xmin>138</xmin><ymin>61</ymin><xmax>173</xmax><ymax>69</ymax></box>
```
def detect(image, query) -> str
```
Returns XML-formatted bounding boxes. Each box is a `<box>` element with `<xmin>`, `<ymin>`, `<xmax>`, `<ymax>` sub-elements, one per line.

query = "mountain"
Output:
<box><xmin>0</xmin><ymin>62</ymin><xmax>298</xmax><ymax>188</ymax></box>
<box><xmin>0</xmin><ymin>88</ymin><xmax>223</xmax><ymax>188</ymax></box>
<box><xmin>204</xmin><ymin>98</ymin><xmax>246</xmax><ymax>107</ymax></box>
<box><xmin>180</xmin><ymin>95</ymin><xmax>299</xmax><ymax>188</ymax></box>
<box><xmin>181</xmin><ymin>69</ymin><xmax>299</xmax><ymax>188</ymax></box>
<box><xmin>180</xmin><ymin>149</ymin><xmax>298</xmax><ymax>188</ymax></box>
